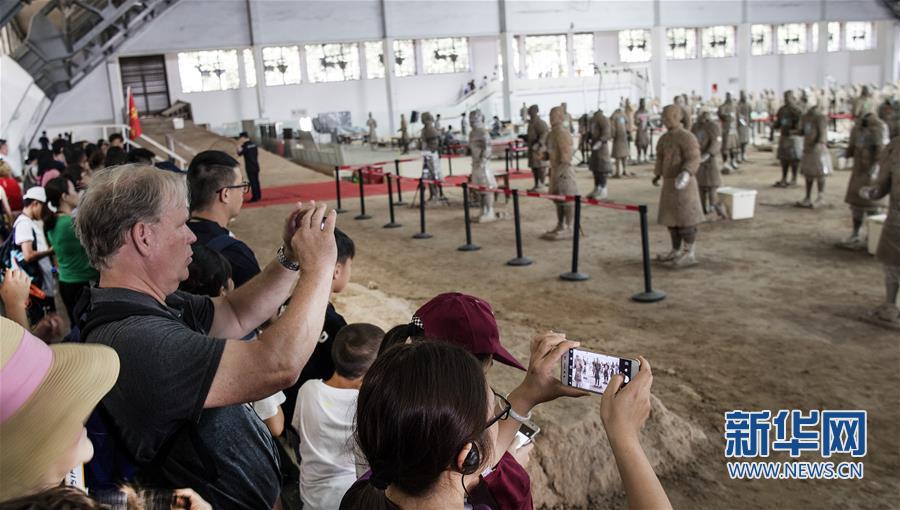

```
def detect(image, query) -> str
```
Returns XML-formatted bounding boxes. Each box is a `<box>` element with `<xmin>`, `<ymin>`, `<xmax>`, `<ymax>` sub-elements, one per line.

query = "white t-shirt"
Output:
<box><xmin>251</xmin><ymin>391</ymin><xmax>285</xmax><ymax>421</ymax></box>
<box><xmin>291</xmin><ymin>379</ymin><xmax>359</xmax><ymax>510</ymax></box>
<box><xmin>13</xmin><ymin>214</ymin><xmax>54</xmax><ymax>296</ymax></box>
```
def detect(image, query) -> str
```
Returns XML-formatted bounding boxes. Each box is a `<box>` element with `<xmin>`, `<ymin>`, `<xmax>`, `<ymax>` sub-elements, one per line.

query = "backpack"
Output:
<box><xmin>0</xmin><ymin>223</ymin><xmax>45</xmax><ymax>290</ymax></box>
<box><xmin>63</xmin><ymin>291</ymin><xmax>219</xmax><ymax>498</ymax></box>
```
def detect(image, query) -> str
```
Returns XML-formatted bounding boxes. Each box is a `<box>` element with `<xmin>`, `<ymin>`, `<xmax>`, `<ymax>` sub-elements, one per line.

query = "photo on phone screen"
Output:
<box><xmin>561</xmin><ymin>348</ymin><xmax>637</xmax><ymax>395</ymax></box>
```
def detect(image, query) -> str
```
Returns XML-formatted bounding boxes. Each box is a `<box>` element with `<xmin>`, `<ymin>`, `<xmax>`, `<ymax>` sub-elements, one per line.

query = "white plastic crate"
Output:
<box><xmin>717</xmin><ymin>187</ymin><xmax>758</xmax><ymax>220</ymax></box>
<box><xmin>866</xmin><ymin>214</ymin><xmax>886</xmax><ymax>256</ymax></box>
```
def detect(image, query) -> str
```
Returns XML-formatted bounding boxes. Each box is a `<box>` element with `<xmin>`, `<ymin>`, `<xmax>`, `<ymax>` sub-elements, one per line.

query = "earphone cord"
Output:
<box><xmin>461</xmin><ymin>472</ymin><xmax>470</xmax><ymax>501</ymax></box>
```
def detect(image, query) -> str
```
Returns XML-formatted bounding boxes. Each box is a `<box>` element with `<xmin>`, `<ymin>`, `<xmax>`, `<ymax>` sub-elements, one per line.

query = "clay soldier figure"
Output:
<box><xmin>610</xmin><ymin>108</ymin><xmax>630</xmax><ymax>178</ymax></box>
<box><xmin>577</xmin><ymin>113</ymin><xmax>590</xmax><ymax>165</ymax></box>
<box><xmin>587</xmin><ymin>109</ymin><xmax>611</xmax><ymax>199</ymax></box>
<box><xmin>717</xmin><ymin>92</ymin><xmax>739</xmax><ymax>173</ymax></box>
<box><xmin>399</xmin><ymin>113</ymin><xmax>410</xmax><ymax>155</ymax></box>
<box><xmin>736</xmin><ymin>90</ymin><xmax>752</xmax><ymax>162</ymax></box>
<box><xmin>520</xmin><ymin>102</ymin><xmax>529</xmax><ymax>125</ymax></box>
<box><xmin>366</xmin><ymin>113</ymin><xmax>378</xmax><ymax>149</ymax></box>
<box><xmin>859</xmin><ymin>135</ymin><xmax>900</xmax><ymax>327</ymax></box>
<box><xmin>541</xmin><ymin>106</ymin><xmax>579</xmax><ymax>241</ymax></box>
<box><xmin>562</xmin><ymin>102</ymin><xmax>574</xmax><ymax>134</ymax></box>
<box><xmin>526</xmin><ymin>104</ymin><xmax>550</xmax><ymax>192</ymax></box>
<box><xmin>796</xmin><ymin>105</ymin><xmax>831</xmax><ymax>208</ymax></box>
<box><xmin>774</xmin><ymin>90</ymin><xmax>804</xmax><ymax>187</ymax></box>
<box><xmin>766</xmin><ymin>89</ymin><xmax>779</xmax><ymax>141</ymax></box>
<box><xmin>674</xmin><ymin>95</ymin><xmax>692</xmax><ymax>130</ymax></box>
<box><xmin>419</xmin><ymin>112</ymin><xmax>444</xmax><ymax>203</ymax></box>
<box><xmin>840</xmin><ymin>112</ymin><xmax>887</xmax><ymax>248</ymax></box>
<box><xmin>654</xmin><ymin>104</ymin><xmax>704</xmax><ymax>267</ymax></box>
<box><xmin>635</xmin><ymin>99</ymin><xmax>652</xmax><ymax>164</ymax></box>
<box><xmin>692</xmin><ymin>109</ymin><xmax>727</xmax><ymax>220</ymax></box>
<box><xmin>460</xmin><ymin>111</ymin><xmax>468</xmax><ymax>137</ymax></box>
<box><xmin>853</xmin><ymin>85</ymin><xmax>876</xmax><ymax>118</ymax></box>
<box><xmin>624</xmin><ymin>99</ymin><xmax>636</xmax><ymax>160</ymax></box>
<box><xmin>878</xmin><ymin>98</ymin><xmax>899</xmax><ymax>141</ymax></box>
<box><xmin>468</xmin><ymin>109</ymin><xmax>497</xmax><ymax>223</ymax></box>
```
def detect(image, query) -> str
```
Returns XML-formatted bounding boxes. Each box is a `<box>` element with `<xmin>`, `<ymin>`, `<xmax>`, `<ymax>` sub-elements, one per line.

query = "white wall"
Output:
<box><xmin>39</xmin><ymin>0</ymin><xmax>896</xmax><ymax>138</ymax></box>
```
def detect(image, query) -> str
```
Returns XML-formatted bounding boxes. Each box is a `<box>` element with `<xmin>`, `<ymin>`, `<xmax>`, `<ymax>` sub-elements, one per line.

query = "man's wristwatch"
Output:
<box><xmin>276</xmin><ymin>245</ymin><xmax>300</xmax><ymax>272</ymax></box>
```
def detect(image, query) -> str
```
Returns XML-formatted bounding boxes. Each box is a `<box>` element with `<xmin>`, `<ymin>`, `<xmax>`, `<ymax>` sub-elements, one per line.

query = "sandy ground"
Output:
<box><xmin>229</xmin><ymin>145</ymin><xmax>899</xmax><ymax>510</ymax></box>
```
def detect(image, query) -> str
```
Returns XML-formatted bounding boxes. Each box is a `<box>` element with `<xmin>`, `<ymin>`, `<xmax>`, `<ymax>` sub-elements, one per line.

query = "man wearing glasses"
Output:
<box><xmin>186</xmin><ymin>150</ymin><xmax>261</xmax><ymax>288</ymax></box>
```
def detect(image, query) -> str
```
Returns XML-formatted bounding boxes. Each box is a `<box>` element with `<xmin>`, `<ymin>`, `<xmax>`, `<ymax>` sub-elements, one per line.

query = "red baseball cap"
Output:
<box><xmin>413</xmin><ymin>292</ymin><xmax>525</xmax><ymax>371</ymax></box>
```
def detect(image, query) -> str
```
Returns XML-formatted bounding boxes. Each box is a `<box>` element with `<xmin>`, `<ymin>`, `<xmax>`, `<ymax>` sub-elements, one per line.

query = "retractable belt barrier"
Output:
<box><xmin>337</xmin><ymin>161</ymin><xmax>666</xmax><ymax>303</ymax></box>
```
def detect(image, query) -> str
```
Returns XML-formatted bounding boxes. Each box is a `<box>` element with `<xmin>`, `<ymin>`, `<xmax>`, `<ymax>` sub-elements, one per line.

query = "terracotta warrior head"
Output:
<box><xmin>662</xmin><ymin>104</ymin><xmax>684</xmax><ymax>130</ymax></box>
<box><xmin>549</xmin><ymin>106</ymin><xmax>565</xmax><ymax>127</ymax></box>
<box><xmin>784</xmin><ymin>90</ymin><xmax>796</xmax><ymax>105</ymax></box>
<box><xmin>421</xmin><ymin>112</ymin><xmax>434</xmax><ymax>126</ymax></box>
<box><xmin>528</xmin><ymin>104</ymin><xmax>540</xmax><ymax>119</ymax></box>
<box><xmin>740</xmin><ymin>90</ymin><xmax>747</xmax><ymax>102</ymax></box>
<box><xmin>469</xmin><ymin>109</ymin><xmax>484</xmax><ymax>129</ymax></box>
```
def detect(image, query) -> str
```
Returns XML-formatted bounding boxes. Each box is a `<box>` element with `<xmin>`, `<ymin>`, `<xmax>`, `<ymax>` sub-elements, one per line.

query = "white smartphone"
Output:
<box><xmin>560</xmin><ymin>347</ymin><xmax>640</xmax><ymax>395</ymax></box>
<box><xmin>513</xmin><ymin>421</ymin><xmax>540</xmax><ymax>450</ymax></box>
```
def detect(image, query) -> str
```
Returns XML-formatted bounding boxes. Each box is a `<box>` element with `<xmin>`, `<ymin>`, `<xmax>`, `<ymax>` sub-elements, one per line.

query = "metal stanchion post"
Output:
<box><xmin>354</xmin><ymin>168</ymin><xmax>372</xmax><ymax>220</ymax></box>
<box><xmin>384</xmin><ymin>174</ymin><xmax>401</xmax><ymax>229</ymax></box>
<box><xmin>506</xmin><ymin>189</ymin><xmax>532</xmax><ymax>266</ymax></box>
<box><xmin>505</xmin><ymin>146</ymin><xmax>510</xmax><ymax>174</ymax></box>
<box><xmin>560</xmin><ymin>196</ymin><xmax>589</xmax><ymax>281</ymax></box>
<box><xmin>515</xmin><ymin>145</ymin><xmax>520</xmax><ymax>172</ymax></box>
<box><xmin>393</xmin><ymin>159</ymin><xmax>406</xmax><ymax>205</ymax></box>
<box><xmin>458</xmin><ymin>182</ymin><xmax>480</xmax><ymax>251</ymax></box>
<box><xmin>631</xmin><ymin>205</ymin><xmax>666</xmax><ymax>303</ymax></box>
<box><xmin>334</xmin><ymin>166</ymin><xmax>347</xmax><ymax>214</ymax></box>
<box><xmin>412</xmin><ymin>179</ymin><xmax>432</xmax><ymax>239</ymax></box>
<box><xmin>447</xmin><ymin>151</ymin><xmax>453</xmax><ymax>176</ymax></box>
<box><xmin>649</xmin><ymin>128</ymin><xmax>655</xmax><ymax>159</ymax></box>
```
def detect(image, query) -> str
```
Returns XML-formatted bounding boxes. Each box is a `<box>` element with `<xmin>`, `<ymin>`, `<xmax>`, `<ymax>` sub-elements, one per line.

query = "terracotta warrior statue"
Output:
<box><xmin>853</xmin><ymin>85</ymin><xmax>877</xmax><ymax>118</ymax></box>
<box><xmin>367</xmin><ymin>112</ymin><xmax>378</xmax><ymax>149</ymax></box>
<box><xmin>526</xmin><ymin>104</ymin><xmax>550</xmax><ymax>191</ymax></box>
<box><xmin>468</xmin><ymin>109</ymin><xmax>497</xmax><ymax>223</ymax></box>
<box><xmin>736</xmin><ymin>90</ymin><xmax>752</xmax><ymax>162</ymax></box>
<box><xmin>692</xmin><ymin>109</ymin><xmax>727</xmax><ymax>220</ymax></box>
<box><xmin>674</xmin><ymin>95</ymin><xmax>692</xmax><ymax>130</ymax></box>
<box><xmin>541</xmin><ymin>106</ymin><xmax>579</xmax><ymax>241</ymax></box>
<box><xmin>610</xmin><ymin>108</ymin><xmax>630</xmax><ymax>178</ymax></box>
<box><xmin>634</xmin><ymin>98</ymin><xmax>651</xmax><ymax>164</ymax></box>
<box><xmin>419</xmin><ymin>112</ymin><xmax>444</xmax><ymax>202</ymax></box>
<box><xmin>587</xmin><ymin>109</ymin><xmax>611</xmax><ymax>199</ymax></box>
<box><xmin>859</xmin><ymin>135</ymin><xmax>900</xmax><ymax>327</ymax></box>
<box><xmin>774</xmin><ymin>90</ymin><xmax>804</xmax><ymax>187</ymax></box>
<box><xmin>399</xmin><ymin>113</ymin><xmax>409</xmax><ymax>154</ymax></box>
<box><xmin>718</xmin><ymin>92</ymin><xmax>739</xmax><ymax>173</ymax></box>
<box><xmin>840</xmin><ymin>112</ymin><xmax>887</xmax><ymax>248</ymax></box>
<box><xmin>654</xmin><ymin>104</ymin><xmax>704</xmax><ymax>267</ymax></box>
<box><xmin>796</xmin><ymin>104</ymin><xmax>831</xmax><ymax>208</ymax></box>
<box><xmin>878</xmin><ymin>98</ymin><xmax>899</xmax><ymax>141</ymax></box>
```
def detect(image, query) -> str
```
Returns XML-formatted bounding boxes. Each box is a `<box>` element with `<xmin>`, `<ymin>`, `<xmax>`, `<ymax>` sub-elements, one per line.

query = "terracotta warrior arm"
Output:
<box><xmin>680</xmin><ymin>133</ymin><xmax>702</xmax><ymax>176</ymax></box>
<box><xmin>868</xmin><ymin>142</ymin><xmax>897</xmax><ymax>200</ymax></box>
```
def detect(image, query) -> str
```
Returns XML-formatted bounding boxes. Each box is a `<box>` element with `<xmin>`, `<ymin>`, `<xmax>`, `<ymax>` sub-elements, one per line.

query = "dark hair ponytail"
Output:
<box><xmin>378</xmin><ymin>323</ymin><xmax>424</xmax><ymax>356</ymax></box>
<box><xmin>43</xmin><ymin>176</ymin><xmax>70</xmax><ymax>233</ymax></box>
<box><xmin>340</xmin><ymin>341</ymin><xmax>492</xmax><ymax>510</ymax></box>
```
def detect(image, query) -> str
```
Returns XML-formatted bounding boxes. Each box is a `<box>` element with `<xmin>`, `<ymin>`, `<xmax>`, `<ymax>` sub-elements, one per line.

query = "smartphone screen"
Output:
<box><xmin>561</xmin><ymin>348</ymin><xmax>637</xmax><ymax>395</ymax></box>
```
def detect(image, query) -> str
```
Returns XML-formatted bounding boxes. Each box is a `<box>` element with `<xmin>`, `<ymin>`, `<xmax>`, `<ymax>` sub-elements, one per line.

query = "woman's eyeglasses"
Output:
<box><xmin>485</xmin><ymin>389</ymin><xmax>511</xmax><ymax>430</ymax></box>
<box><xmin>218</xmin><ymin>181</ymin><xmax>250</xmax><ymax>194</ymax></box>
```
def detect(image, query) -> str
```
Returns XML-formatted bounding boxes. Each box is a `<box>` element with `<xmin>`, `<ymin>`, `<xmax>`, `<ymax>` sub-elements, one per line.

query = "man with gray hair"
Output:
<box><xmin>74</xmin><ymin>164</ymin><xmax>338</xmax><ymax>508</ymax></box>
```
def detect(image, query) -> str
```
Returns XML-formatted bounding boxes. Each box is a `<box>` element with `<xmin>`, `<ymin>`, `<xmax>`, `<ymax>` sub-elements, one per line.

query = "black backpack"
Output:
<box><xmin>0</xmin><ymin>224</ymin><xmax>45</xmax><ymax>290</ymax></box>
<box><xmin>63</xmin><ymin>291</ymin><xmax>219</xmax><ymax>499</ymax></box>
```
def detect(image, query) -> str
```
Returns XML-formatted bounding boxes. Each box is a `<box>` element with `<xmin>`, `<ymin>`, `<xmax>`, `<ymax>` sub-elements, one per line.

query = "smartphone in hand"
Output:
<box><xmin>560</xmin><ymin>347</ymin><xmax>640</xmax><ymax>395</ymax></box>
<box><xmin>513</xmin><ymin>421</ymin><xmax>540</xmax><ymax>450</ymax></box>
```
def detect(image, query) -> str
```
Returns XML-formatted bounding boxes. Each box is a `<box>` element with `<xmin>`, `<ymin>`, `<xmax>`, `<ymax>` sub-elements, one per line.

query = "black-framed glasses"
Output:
<box><xmin>218</xmin><ymin>181</ymin><xmax>250</xmax><ymax>194</ymax></box>
<box><xmin>485</xmin><ymin>389</ymin><xmax>511</xmax><ymax>430</ymax></box>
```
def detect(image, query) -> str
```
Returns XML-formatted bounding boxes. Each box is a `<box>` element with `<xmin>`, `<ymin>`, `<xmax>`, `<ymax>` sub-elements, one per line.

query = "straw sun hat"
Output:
<box><xmin>0</xmin><ymin>317</ymin><xmax>120</xmax><ymax>501</ymax></box>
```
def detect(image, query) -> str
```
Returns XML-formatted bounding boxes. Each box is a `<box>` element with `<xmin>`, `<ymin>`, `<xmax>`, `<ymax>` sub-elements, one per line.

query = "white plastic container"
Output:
<box><xmin>717</xmin><ymin>187</ymin><xmax>758</xmax><ymax>220</ymax></box>
<box><xmin>172</xmin><ymin>117</ymin><xmax>185</xmax><ymax>129</ymax></box>
<box><xmin>866</xmin><ymin>214</ymin><xmax>886</xmax><ymax>256</ymax></box>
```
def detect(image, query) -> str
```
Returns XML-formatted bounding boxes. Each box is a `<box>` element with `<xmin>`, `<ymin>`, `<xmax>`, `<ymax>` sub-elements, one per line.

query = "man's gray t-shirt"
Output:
<box><xmin>84</xmin><ymin>287</ymin><xmax>280</xmax><ymax>509</ymax></box>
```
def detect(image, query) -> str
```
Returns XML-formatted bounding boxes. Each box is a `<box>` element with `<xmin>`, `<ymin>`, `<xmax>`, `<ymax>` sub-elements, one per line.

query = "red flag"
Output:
<box><xmin>127</xmin><ymin>87</ymin><xmax>142</xmax><ymax>139</ymax></box>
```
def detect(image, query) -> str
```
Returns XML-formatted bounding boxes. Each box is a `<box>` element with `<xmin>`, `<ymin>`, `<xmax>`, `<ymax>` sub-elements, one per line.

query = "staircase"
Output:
<box><xmin>10</xmin><ymin>0</ymin><xmax>181</xmax><ymax>99</ymax></box>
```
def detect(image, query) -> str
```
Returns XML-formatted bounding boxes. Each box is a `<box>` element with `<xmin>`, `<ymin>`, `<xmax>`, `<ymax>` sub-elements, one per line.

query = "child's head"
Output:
<box><xmin>333</xmin><ymin>227</ymin><xmax>355</xmax><ymax>294</ymax></box>
<box><xmin>179</xmin><ymin>244</ymin><xmax>234</xmax><ymax>297</ymax></box>
<box><xmin>331</xmin><ymin>323</ymin><xmax>385</xmax><ymax>382</ymax></box>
